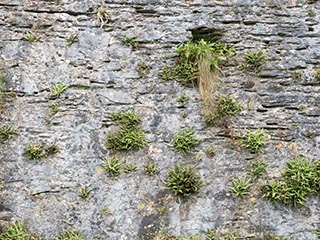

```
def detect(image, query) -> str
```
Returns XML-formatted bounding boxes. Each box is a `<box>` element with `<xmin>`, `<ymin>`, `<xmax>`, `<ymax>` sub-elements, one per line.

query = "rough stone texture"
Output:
<box><xmin>0</xmin><ymin>0</ymin><xmax>320</xmax><ymax>239</ymax></box>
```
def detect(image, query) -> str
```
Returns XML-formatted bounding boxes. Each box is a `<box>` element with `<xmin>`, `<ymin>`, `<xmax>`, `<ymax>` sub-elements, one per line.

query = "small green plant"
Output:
<box><xmin>121</xmin><ymin>35</ymin><xmax>138</xmax><ymax>48</ymax></box>
<box><xmin>307</xmin><ymin>6</ymin><xmax>316</xmax><ymax>17</ymax></box>
<box><xmin>101</xmin><ymin>208</ymin><xmax>112</xmax><ymax>216</ymax></box>
<box><xmin>23</xmin><ymin>31</ymin><xmax>40</xmax><ymax>42</ymax></box>
<box><xmin>262</xmin><ymin>157</ymin><xmax>319</xmax><ymax>206</ymax></box>
<box><xmin>66</xmin><ymin>34</ymin><xmax>78</xmax><ymax>46</ymax></box>
<box><xmin>315</xmin><ymin>69</ymin><xmax>320</xmax><ymax>82</ymax></box>
<box><xmin>144</xmin><ymin>161</ymin><xmax>158</xmax><ymax>176</ymax></box>
<box><xmin>97</xmin><ymin>7</ymin><xmax>109</xmax><ymax>28</ymax></box>
<box><xmin>110</xmin><ymin>110</ymin><xmax>140</xmax><ymax>128</ymax></box>
<box><xmin>0</xmin><ymin>124</ymin><xmax>16</xmax><ymax>142</ymax></box>
<box><xmin>216</xmin><ymin>94</ymin><xmax>241</xmax><ymax>117</ymax></box>
<box><xmin>106</xmin><ymin>127</ymin><xmax>147</xmax><ymax>151</ymax></box>
<box><xmin>50</xmin><ymin>82</ymin><xmax>68</xmax><ymax>97</ymax></box>
<box><xmin>171</xmin><ymin>128</ymin><xmax>201</xmax><ymax>155</ymax></box>
<box><xmin>240</xmin><ymin>50</ymin><xmax>268</xmax><ymax>73</ymax></box>
<box><xmin>49</xmin><ymin>103</ymin><xmax>60</xmax><ymax>115</ymax></box>
<box><xmin>250</xmin><ymin>161</ymin><xmax>268</xmax><ymax>178</ymax></box>
<box><xmin>124</xmin><ymin>163</ymin><xmax>138</xmax><ymax>173</ymax></box>
<box><xmin>177</xmin><ymin>94</ymin><xmax>190</xmax><ymax>106</ymax></box>
<box><xmin>205</xmin><ymin>229</ymin><xmax>216</xmax><ymax>240</ymax></box>
<box><xmin>24</xmin><ymin>144</ymin><xmax>58</xmax><ymax>161</ymax></box>
<box><xmin>230</xmin><ymin>176</ymin><xmax>252</xmax><ymax>197</ymax></box>
<box><xmin>0</xmin><ymin>222</ymin><xmax>41</xmax><ymax>240</ymax></box>
<box><xmin>107</xmin><ymin>110</ymin><xmax>147</xmax><ymax>151</ymax></box>
<box><xmin>24</xmin><ymin>144</ymin><xmax>44</xmax><ymax>160</ymax></box>
<box><xmin>222</xmin><ymin>235</ymin><xmax>238</xmax><ymax>240</ymax></box>
<box><xmin>103</xmin><ymin>156</ymin><xmax>123</xmax><ymax>177</ymax></box>
<box><xmin>54</xmin><ymin>229</ymin><xmax>85</xmax><ymax>240</ymax></box>
<box><xmin>241</xmin><ymin>129</ymin><xmax>266</xmax><ymax>153</ymax></box>
<box><xmin>165</xmin><ymin>165</ymin><xmax>203</xmax><ymax>197</ymax></box>
<box><xmin>204</xmin><ymin>145</ymin><xmax>215</xmax><ymax>158</ymax></box>
<box><xmin>159</xmin><ymin>65</ymin><xmax>175</xmax><ymax>81</ymax></box>
<box><xmin>136</xmin><ymin>62</ymin><xmax>151</xmax><ymax>75</ymax></box>
<box><xmin>293</xmin><ymin>70</ymin><xmax>303</xmax><ymax>80</ymax></box>
<box><xmin>78</xmin><ymin>187</ymin><xmax>91</xmax><ymax>199</ymax></box>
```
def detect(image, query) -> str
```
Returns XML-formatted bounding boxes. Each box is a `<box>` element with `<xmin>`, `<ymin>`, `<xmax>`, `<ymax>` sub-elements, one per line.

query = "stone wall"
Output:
<box><xmin>0</xmin><ymin>0</ymin><xmax>319</xmax><ymax>239</ymax></box>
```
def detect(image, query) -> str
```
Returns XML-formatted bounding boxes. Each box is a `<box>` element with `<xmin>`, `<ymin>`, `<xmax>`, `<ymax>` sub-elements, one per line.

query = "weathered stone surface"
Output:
<box><xmin>0</xmin><ymin>0</ymin><xmax>320</xmax><ymax>239</ymax></box>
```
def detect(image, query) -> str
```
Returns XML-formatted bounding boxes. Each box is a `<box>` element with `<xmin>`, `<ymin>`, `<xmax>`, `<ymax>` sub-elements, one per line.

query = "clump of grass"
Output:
<box><xmin>205</xmin><ymin>229</ymin><xmax>216</xmax><ymax>240</ymax></box>
<box><xmin>230</xmin><ymin>176</ymin><xmax>252</xmax><ymax>197</ymax></box>
<box><xmin>124</xmin><ymin>163</ymin><xmax>138</xmax><ymax>173</ymax></box>
<box><xmin>121</xmin><ymin>35</ymin><xmax>138</xmax><ymax>48</ymax></box>
<box><xmin>106</xmin><ymin>110</ymin><xmax>147</xmax><ymax>151</ymax></box>
<box><xmin>0</xmin><ymin>124</ymin><xmax>16</xmax><ymax>142</ymax></box>
<box><xmin>103</xmin><ymin>156</ymin><xmax>123</xmax><ymax>177</ymax></box>
<box><xmin>101</xmin><ymin>208</ymin><xmax>112</xmax><ymax>216</ymax></box>
<box><xmin>49</xmin><ymin>103</ymin><xmax>60</xmax><ymax>115</ymax></box>
<box><xmin>307</xmin><ymin>6</ymin><xmax>316</xmax><ymax>17</ymax></box>
<box><xmin>262</xmin><ymin>157</ymin><xmax>320</xmax><ymax>206</ymax></box>
<box><xmin>0</xmin><ymin>222</ymin><xmax>41</xmax><ymax>240</ymax></box>
<box><xmin>136</xmin><ymin>62</ymin><xmax>151</xmax><ymax>75</ymax></box>
<box><xmin>24</xmin><ymin>144</ymin><xmax>59</xmax><ymax>161</ymax></box>
<box><xmin>50</xmin><ymin>82</ymin><xmax>68</xmax><ymax>98</ymax></box>
<box><xmin>204</xmin><ymin>94</ymin><xmax>241</xmax><ymax>126</ymax></box>
<box><xmin>240</xmin><ymin>50</ymin><xmax>268</xmax><ymax>73</ymax></box>
<box><xmin>109</xmin><ymin>110</ymin><xmax>140</xmax><ymax>128</ymax></box>
<box><xmin>165</xmin><ymin>165</ymin><xmax>203</xmax><ymax>198</ymax></box>
<box><xmin>171</xmin><ymin>128</ymin><xmax>201</xmax><ymax>155</ymax></box>
<box><xmin>106</xmin><ymin>127</ymin><xmax>147</xmax><ymax>151</ymax></box>
<box><xmin>53</xmin><ymin>229</ymin><xmax>85</xmax><ymax>240</ymax></box>
<box><xmin>204</xmin><ymin>145</ymin><xmax>215</xmax><ymax>158</ymax></box>
<box><xmin>78</xmin><ymin>187</ymin><xmax>91</xmax><ymax>199</ymax></box>
<box><xmin>241</xmin><ymin>129</ymin><xmax>266</xmax><ymax>153</ymax></box>
<box><xmin>177</xmin><ymin>93</ymin><xmax>190</xmax><ymax>106</ymax></box>
<box><xmin>159</xmin><ymin>65</ymin><xmax>175</xmax><ymax>81</ymax></box>
<box><xmin>23</xmin><ymin>31</ymin><xmax>40</xmax><ymax>42</ymax></box>
<box><xmin>315</xmin><ymin>69</ymin><xmax>320</xmax><ymax>82</ymax></box>
<box><xmin>66</xmin><ymin>34</ymin><xmax>78</xmax><ymax>46</ymax></box>
<box><xmin>97</xmin><ymin>7</ymin><xmax>109</xmax><ymax>28</ymax></box>
<box><xmin>24</xmin><ymin>144</ymin><xmax>45</xmax><ymax>161</ymax></box>
<box><xmin>250</xmin><ymin>161</ymin><xmax>268</xmax><ymax>178</ymax></box>
<box><xmin>293</xmin><ymin>70</ymin><xmax>303</xmax><ymax>80</ymax></box>
<box><xmin>144</xmin><ymin>161</ymin><xmax>158</xmax><ymax>176</ymax></box>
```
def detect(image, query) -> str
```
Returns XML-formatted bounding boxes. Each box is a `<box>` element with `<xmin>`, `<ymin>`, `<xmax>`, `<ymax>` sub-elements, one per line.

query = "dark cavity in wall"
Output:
<box><xmin>190</xmin><ymin>27</ymin><xmax>224</xmax><ymax>42</ymax></box>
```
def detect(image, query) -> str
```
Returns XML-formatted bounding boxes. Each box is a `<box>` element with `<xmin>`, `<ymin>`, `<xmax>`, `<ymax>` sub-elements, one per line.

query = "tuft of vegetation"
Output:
<box><xmin>23</xmin><ymin>31</ymin><xmax>40</xmax><ymax>42</ymax></box>
<box><xmin>109</xmin><ymin>110</ymin><xmax>140</xmax><ymax>128</ymax></box>
<box><xmin>204</xmin><ymin>145</ymin><xmax>215</xmax><ymax>158</ymax></box>
<box><xmin>262</xmin><ymin>157</ymin><xmax>320</xmax><ymax>206</ymax></box>
<box><xmin>49</xmin><ymin>103</ymin><xmax>60</xmax><ymax>115</ymax></box>
<box><xmin>315</xmin><ymin>69</ymin><xmax>320</xmax><ymax>82</ymax></box>
<box><xmin>136</xmin><ymin>62</ymin><xmax>151</xmax><ymax>75</ymax></box>
<box><xmin>97</xmin><ymin>7</ymin><xmax>109</xmax><ymax>28</ymax></box>
<box><xmin>144</xmin><ymin>161</ymin><xmax>158</xmax><ymax>176</ymax></box>
<box><xmin>53</xmin><ymin>229</ymin><xmax>85</xmax><ymax>240</ymax></box>
<box><xmin>101</xmin><ymin>208</ymin><xmax>112</xmax><ymax>216</ymax></box>
<box><xmin>0</xmin><ymin>221</ymin><xmax>41</xmax><ymax>240</ymax></box>
<box><xmin>164</xmin><ymin>165</ymin><xmax>203</xmax><ymax>197</ymax></box>
<box><xmin>159</xmin><ymin>65</ymin><xmax>175</xmax><ymax>81</ymax></box>
<box><xmin>0</xmin><ymin>124</ymin><xmax>16</xmax><ymax>142</ymax></box>
<box><xmin>106</xmin><ymin>127</ymin><xmax>147</xmax><ymax>151</ymax></box>
<box><xmin>124</xmin><ymin>163</ymin><xmax>138</xmax><ymax>173</ymax></box>
<box><xmin>250</xmin><ymin>161</ymin><xmax>268</xmax><ymax>178</ymax></box>
<box><xmin>24</xmin><ymin>144</ymin><xmax>59</xmax><ymax>161</ymax></box>
<box><xmin>121</xmin><ymin>35</ymin><xmax>138</xmax><ymax>48</ymax></box>
<box><xmin>205</xmin><ymin>229</ymin><xmax>216</xmax><ymax>240</ymax></box>
<box><xmin>50</xmin><ymin>82</ymin><xmax>68</xmax><ymax>98</ymax></box>
<box><xmin>307</xmin><ymin>6</ymin><xmax>316</xmax><ymax>17</ymax></box>
<box><xmin>241</xmin><ymin>129</ymin><xmax>266</xmax><ymax>153</ymax></box>
<box><xmin>106</xmin><ymin>110</ymin><xmax>147</xmax><ymax>151</ymax></box>
<box><xmin>240</xmin><ymin>50</ymin><xmax>268</xmax><ymax>73</ymax></box>
<box><xmin>24</xmin><ymin>144</ymin><xmax>45</xmax><ymax>161</ymax></box>
<box><xmin>230</xmin><ymin>176</ymin><xmax>252</xmax><ymax>198</ymax></box>
<box><xmin>171</xmin><ymin>128</ymin><xmax>201</xmax><ymax>155</ymax></box>
<box><xmin>78</xmin><ymin>187</ymin><xmax>91</xmax><ymax>199</ymax></box>
<box><xmin>293</xmin><ymin>70</ymin><xmax>303</xmax><ymax>80</ymax></box>
<box><xmin>103</xmin><ymin>156</ymin><xmax>123</xmax><ymax>177</ymax></box>
<box><xmin>177</xmin><ymin>93</ymin><xmax>190</xmax><ymax>106</ymax></box>
<box><xmin>66</xmin><ymin>34</ymin><xmax>78</xmax><ymax>46</ymax></box>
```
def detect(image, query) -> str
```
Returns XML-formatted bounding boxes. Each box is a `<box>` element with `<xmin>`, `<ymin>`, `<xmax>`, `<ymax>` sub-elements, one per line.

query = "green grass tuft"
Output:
<box><xmin>0</xmin><ymin>222</ymin><xmax>41</xmax><ymax>240</ymax></box>
<box><xmin>103</xmin><ymin>156</ymin><xmax>123</xmax><ymax>177</ymax></box>
<box><xmin>144</xmin><ymin>161</ymin><xmax>158</xmax><ymax>176</ymax></box>
<box><xmin>230</xmin><ymin>176</ymin><xmax>252</xmax><ymax>198</ymax></box>
<box><xmin>109</xmin><ymin>110</ymin><xmax>140</xmax><ymax>128</ymax></box>
<box><xmin>53</xmin><ymin>229</ymin><xmax>85</xmax><ymax>240</ymax></box>
<box><xmin>240</xmin><ymin>50</ymin><xmax>268</xmax><ymax>73</ymax></box>
<box><xmin>250</xmin><ymin>161</ymin><xmax>268</xmax><ymax>178</ymax></box>
<box><xmin>0</xmin><ymin>124</ymin><xmax>16</xmax><ymax>142</ymax></box>
<box><xmin>241</xmin><ymin>129</ymin><xmax>266</xmax><ymax>153</ymax></box>
<box><xmin>50</xmin><ymin>82</ymin><xmax>68</xmax><ymax>98</ymax></box>
<box><xmin>171</xmin><ymin>128</ymin><xmax>201</xmax><ymax>155</ymax></box>
<box><xmin>165</xmin><ymin>165</ymin><xmax>203</xmax><ymax>197</ymax></box>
